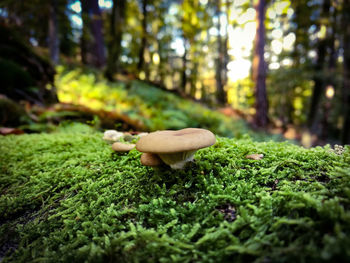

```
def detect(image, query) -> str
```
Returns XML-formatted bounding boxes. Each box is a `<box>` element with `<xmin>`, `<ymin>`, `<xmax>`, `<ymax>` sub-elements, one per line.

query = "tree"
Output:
<box><xmin>80</xmin><ymin>0</ymin><xmax>106</xmax><ymax>68</ymax></box>
<box><xmin>106</xmin><ymin>0</ymin><xmax>127</xmax><ymax>80</ymax></box>
<box><xmin>307</xmin><ymin>0</ymin><xmax>330</xmax><ymax>131</ymax></box>
<box><xmin>215</xmin><ymin>0</ymin><xmax>228</xmax><ymax>104</ymax></box>
<box><xmin>180</xmin><ymin>38</ymin><xmax>188</xmax><ymax>93</ymax></box>
<box><xmin>252</xmin><ymin>0</ymin><xmax>268</xmax><ymax>127</ymax></box>
<box><xmin>153</xmin><ymin>0</ymin><xmax>171</xmax><ymax>85</ymax></box>
<box><xmin>342</xmin><ymin>0</ymin><xmax>350</xmax><ymax>144</ymax></box>
<box><xmin>48</xmin><ymin>0</ymin><xmax>60</xmax><ymax>64</ymax></box>
<box><xmin>137</xmin><ymin>0</ymin><xmax>149</xmax><ymax>78</ymax></box>
<box><xmin>180</xmin><ymin>0</ymin><xmax>211</xmax><ymax>97</ymax></box>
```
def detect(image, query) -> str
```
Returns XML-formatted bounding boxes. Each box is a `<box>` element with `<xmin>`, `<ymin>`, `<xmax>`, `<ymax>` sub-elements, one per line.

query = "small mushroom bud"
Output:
<box><xmin>140</xmin><ymin>153</ymin><xmax>163</xmax><ymax>167</ymax></box>
<box><xmin>112</xmin><ymin>142</ymin><xmax>135</xmax><ymax>152</ymax></box>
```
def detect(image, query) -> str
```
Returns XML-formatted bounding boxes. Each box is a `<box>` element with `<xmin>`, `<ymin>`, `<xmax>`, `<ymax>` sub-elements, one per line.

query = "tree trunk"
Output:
<box><xmin>137</xmin><ymin>0</ymin><xmax>148</xmax><ymax>75</ymax></box>
<box><xmin>80</xmin><ymin>0</ymin><xmax>106</xmax><ymax>68</ymax></box>
<box><xmin>157</xmin><ymin>39</ymin><xmax>166</xmax><ymax>85</ymax></box>
<box><xmin>48</xmin><ymin>0</ymin><xmax>59</xmax><ymax>65</ymax></box>
<box><xmin>307</xmin><ymin>0</ymin><xmax>330</xmax><ymax>131</ymax></box>
<box><xmin>320</xmin><ymin>6</ymin><xmax>338</xmax><ymax>141</ymax></box>
<box><xmin>215</xmin><ymin>0</ymin><xmax>227</xmax><ymax>105</ymax></box>
<box><xmin>342</xmin><ymin>0</ymin><xmax>350</xmax><ymax>144</ymax></box>
<box><xmin>190</xmin><ymin>61</ymin><xmax>198</xmax><ymax>98</ymax></box>
<box><xmin>252</xmin><ymin>0</ymin><xmax>268</xmax><ymax>128</ymax></box>
<box><xmin>106</xmin><ymin>0</ymin><xmax>126</xmax><ymax>80</ymax></box>
<box><xmin>80</xmin><ymin>1</ymin><xmax>88</xmax><ymax>65</ymax></box>
<box><xmin>181</xmin><ymin>38</ymin><xmax>188</xmax><ymax>93</ymax></box>
<box><xmin>308</xmin><ymin>44</ymin><xmax>326</xmax><ymax>131</ymax></box>
<box><xmin>223</xmin><ymin>28</ymin><xmax>229</xmax><ymax>88</ymax></box>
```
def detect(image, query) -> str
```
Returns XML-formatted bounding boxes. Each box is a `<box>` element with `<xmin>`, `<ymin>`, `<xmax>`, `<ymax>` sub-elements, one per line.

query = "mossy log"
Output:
<box><xmin>0</xmin><ymin>132</ymin><xmax>349</xmax><ymax>262</ymax></box>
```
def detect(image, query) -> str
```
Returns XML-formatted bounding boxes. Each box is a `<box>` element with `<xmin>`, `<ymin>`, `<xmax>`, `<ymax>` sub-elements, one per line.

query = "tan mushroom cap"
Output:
<box><xmin>112</xmin><ymin>142</ymin><xmax>135</xmax><ymax>152</ymax></box>
<box><xmin>140</xmin><ymin>153</ymin><xmax>163</xmax><ymax>166</ymax></box>
<box><xmin>136</xmin><ymin>128</ymin><xmax>216</xmax><ymax>154</ymax></box>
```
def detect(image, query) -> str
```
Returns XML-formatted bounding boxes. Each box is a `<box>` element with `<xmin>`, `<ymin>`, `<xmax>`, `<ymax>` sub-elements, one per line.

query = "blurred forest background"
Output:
<box><xmin>0</xmin><ymin>0</ymin><xmax>350</xmax><ymax>145</ymax></box>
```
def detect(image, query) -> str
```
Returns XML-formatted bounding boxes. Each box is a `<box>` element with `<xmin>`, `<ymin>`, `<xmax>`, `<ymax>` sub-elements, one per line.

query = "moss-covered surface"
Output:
<box><xmin>1</xmin><ymin>129</ymin><xmax>350</xmax><ymax>262</ymax></box>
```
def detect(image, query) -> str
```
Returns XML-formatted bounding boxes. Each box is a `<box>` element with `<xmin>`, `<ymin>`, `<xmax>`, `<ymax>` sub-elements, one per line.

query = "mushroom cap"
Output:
<box><xmin>112</xmin><ymin>142</ymin><xmax>135</xmax><ymax>152</ymax></box>
<box><xmin>136</xmin><ymin>128</ymin><xmax>216</xmax><ymax>153</ymax></box>
<box><xmin>140</xmin><ymin>153</ymin><xmax>163</xmax><ymax>166</ymax></box>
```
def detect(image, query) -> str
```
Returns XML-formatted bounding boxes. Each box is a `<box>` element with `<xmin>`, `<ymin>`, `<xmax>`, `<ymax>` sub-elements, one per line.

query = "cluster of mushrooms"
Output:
<box><xmin>103</xmin><ymin>128</ymin><xmax>216</xmax><ymax>169</ymax></box>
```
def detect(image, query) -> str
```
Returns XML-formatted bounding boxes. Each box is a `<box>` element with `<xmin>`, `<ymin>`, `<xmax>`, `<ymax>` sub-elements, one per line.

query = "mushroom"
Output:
<box><xmin>140</xmin><ymin>153</ymin><xmax>163</xmax><ymax>167</ymax></box>
<box><xmin>103</xmin><ymin>130</ymin><xmax>123</xmax><ymax>142</ymax></box>
<box><xmin>112</xmin><ymin>142</ymin><xmax>135</xmax><ymax>152</ymax></box>
<box><xmin>136</xmin><ymin>128</ymin><xmax>216</xmax><ymax>169</ymax></box>
<box><xmin>245</xmin><ymin>153</ymin><xmax>264</xmax><ymax>160</ymax></box>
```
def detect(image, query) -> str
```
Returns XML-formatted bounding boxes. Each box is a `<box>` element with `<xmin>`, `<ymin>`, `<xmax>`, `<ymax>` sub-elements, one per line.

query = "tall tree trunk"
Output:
<box><xmin>342</xmin><ymin>0</ymin><xmax>350</xmax><ymax>144</ymax></box>
<box><xmin>321</xmin><ymin>6</ymin><xmax>338</xmax><ymax>140</ymax></box>
<box><xmin>222</xmin><ymin>12</ymin><xmax>229</xmax><ymax>89</ymax></box>
<box><xmin>80</xmin><ymin>0</ymin><xmax>106</xmax><ymax>68</ymax></box>
<box><xmin>80</xmin><ymin>1</ymin><xmax>88</xmax><ymax>65</ymax></box>
<box><xmin>106</xmin><ymin>0</ymin><xmax>126</xmax><ymax>80</ymax></box>
<box><xmin>252</xmin><ymin>0</ymin><xmax>268</xmax><ymax>127</ymax></box>
<box><xmin>181</xmin><ymin>38</ymin><xmax>188</xmax><ymax>93</ymax></box>
<box><xmin>90</xmin><ymin>0</ymin><xmax>106</xmax><ymax>68</ymax></box>
<box><xmin>215</xmin><ymin>0</ymin><xmax>227</xmax><ymax>105</ymax></box>
<box><xmin>157</xmin><ymin>39</ymin><xmax>166</xmax><ymax>85</ymax></box>
<box><xmin>190</xmin><ymin>61</ymin><xmax>198</xmax><ymax>98</ymax></box>
<box><xmin>48</xmin><ymin>0</ymin><xmax>59</xmax><ymax>65</ymax></box>
<box><xmin>307</xmin><ymin>0</ymin><xmax>330</xmax><ymax>131</ymax></box>
<box><xmin>137</xmin><ymin>0</ymin><xmax>148</xmax><ymax>75</ymax></box>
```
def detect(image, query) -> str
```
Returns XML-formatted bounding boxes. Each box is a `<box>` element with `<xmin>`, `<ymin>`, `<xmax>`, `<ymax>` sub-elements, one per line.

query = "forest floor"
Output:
<box><xmin>2</xmin><ymin>65</ymin><xmax>330</xmax><ymax>147</ymax></box>
<box><xmin>0</xmin><ymin>126</ymin><xmax>349</xmax><ymax>262</ymax></box>
<box><xmin>1</xmin><ymin>68</ymin><xmax>350</xmax><ymax>262</ymax></box>
<box><xmin>1</xmin><ymin>66</ymin><xmax>299</xmax><ymax>145</ymax></box>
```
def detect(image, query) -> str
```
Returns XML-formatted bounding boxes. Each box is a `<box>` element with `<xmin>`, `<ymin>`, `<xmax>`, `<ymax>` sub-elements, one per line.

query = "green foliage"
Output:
<box><xmin>267</xmin><ymin>66</ymin><xmax>314</xmax><ymax>125</ymax></box>
<box><xmin>0</xmin><ymin>130</ymin><xmax>349</xmax><ymax>262</ymax></box>
<box><xmin>56</xmin><ymin>67</ymin><xmax>266</xmax><ymax>139</ymax></box>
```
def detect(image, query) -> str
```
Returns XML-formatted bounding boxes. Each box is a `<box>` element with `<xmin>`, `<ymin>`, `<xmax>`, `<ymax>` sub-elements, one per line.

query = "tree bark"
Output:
<box><xmin>80</xmin><ymin>0</ymin><xmax>88</xmax><ymax>65</ymax></box>
<box><xmin>48</xmin><ymin>0</ymin><xmax>59</xmax><ymax>65</ymax></box>
<box><xmin>320</xmin><ymin>6</ymin><xmax>338</xmax><ymax>140</ymax></box>
<box><xmin>342</xmin><ymin>0</ymin><xmax>350</xmax><ymax>144</ymax></box>
<box><xmin>307</xmin><ymin>0</ymin><xmax>330</xmax><ymax>131</ymax></box>
<box><xmin>106</xmin><ymin>0</ymin><xmax>126</xmax><ymax>80</ymax></box>
<box><xmin>80</xmin><ymin>0</ymin><xmax>106</xmax><ymax>68</ymax></box>
<box><xmin>215</xmin><ymin>0</ymin><xmax>227</xmax><ymax>105</ymax></box>
<box><xmin>190</xmin><ymin>61</ymin><xmax>198</xmax><ymax>98</ymax></box>
<box><xmin>252</xmin><ymin>0</ymin><xmax>268</xmax><ymax>128</ymax></box>
<box><xmin>137</xmin><ymin>0</ymin><xmax>148</xmax><ymax>75</ymax></box>
<box><xmin>181</xmin><ymin>38</ymin><xmax>188</xmax><ymax>93</ymax></box>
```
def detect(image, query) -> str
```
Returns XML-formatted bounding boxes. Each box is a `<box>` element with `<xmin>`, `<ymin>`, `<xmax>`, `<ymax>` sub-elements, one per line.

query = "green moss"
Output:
<box><xmin>0</xmin><ymin>131</ymin><xmax>349</xmax><ymax>262</ymax></box>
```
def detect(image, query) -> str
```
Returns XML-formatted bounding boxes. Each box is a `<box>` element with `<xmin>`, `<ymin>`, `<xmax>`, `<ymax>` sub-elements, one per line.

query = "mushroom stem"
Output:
<box><xmin>158</xmin><ymin>150</ymin><xmax>196</xmax><ymax>169</ymax></box>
